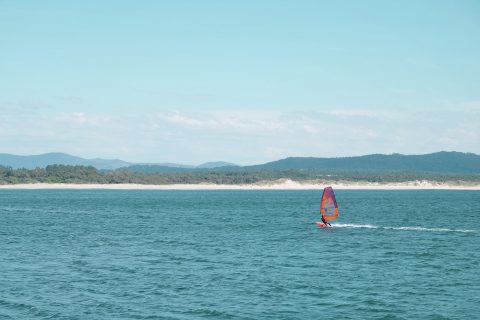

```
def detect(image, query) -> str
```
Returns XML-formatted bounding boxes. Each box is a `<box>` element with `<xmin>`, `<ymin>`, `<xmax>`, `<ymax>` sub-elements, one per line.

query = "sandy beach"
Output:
<box><xmin>1</xmin><ymin>179</ymin><xmax>479</xmax><ymax>190</ymax></box>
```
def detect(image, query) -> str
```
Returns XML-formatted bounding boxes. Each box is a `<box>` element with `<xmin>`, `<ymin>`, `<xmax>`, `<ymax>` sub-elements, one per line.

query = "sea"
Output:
<box><xmin>0</xmin><ymin>189</ymin><xmax>479</xmax><ymax>319</ymax></box>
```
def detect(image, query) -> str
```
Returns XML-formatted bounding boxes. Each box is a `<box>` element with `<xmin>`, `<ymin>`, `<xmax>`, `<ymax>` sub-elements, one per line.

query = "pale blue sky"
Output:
<box><xmin>1</xmin><ymin>0</ymin><xmax>479</xmax><ymax>164</ymax></box>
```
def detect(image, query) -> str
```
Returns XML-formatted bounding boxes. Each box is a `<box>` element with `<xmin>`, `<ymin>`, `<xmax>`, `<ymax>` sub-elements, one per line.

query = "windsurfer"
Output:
<box><xmin>321</xmin><ymin>216</ymin><xmax>331</xmax><ymax>227</ymax></box>
<box><xmin>317</xmin><ymin>186</ymin><xmax>338</xmax><ymax>228</ymax></box>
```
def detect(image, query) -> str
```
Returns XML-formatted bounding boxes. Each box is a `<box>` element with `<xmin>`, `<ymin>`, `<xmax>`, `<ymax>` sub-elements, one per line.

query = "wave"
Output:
<box><xmin>332</xmin><ymin>223</ymin><xmax>475</xmax><ymax>233</ymax></box>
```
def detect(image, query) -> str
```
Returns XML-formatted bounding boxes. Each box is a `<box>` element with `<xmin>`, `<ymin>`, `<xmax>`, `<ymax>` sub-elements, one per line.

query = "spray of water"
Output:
<box><xmin>331</xmin><ymin>223</ymin><xmax>475</xmax><ymax>233</ymax></box>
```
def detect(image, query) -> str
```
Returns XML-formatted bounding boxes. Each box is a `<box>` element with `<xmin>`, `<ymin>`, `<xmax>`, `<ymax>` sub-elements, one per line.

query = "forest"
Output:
<box><xmin>1</xmin><ymin>164</ymin><xmax>479</xmax><ymax>185</ymax></box>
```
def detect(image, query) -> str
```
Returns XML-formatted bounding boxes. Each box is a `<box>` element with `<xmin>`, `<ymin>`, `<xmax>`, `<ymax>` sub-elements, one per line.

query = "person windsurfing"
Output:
<box><xmin>316</xmin><ymin>186</ymin><xmax>338</xmax><ymax>228</ymax></box>
<box><xmin>321</xmin><ymin>215</ymin><xmax>331</xmax><ymax>227</ymax></box>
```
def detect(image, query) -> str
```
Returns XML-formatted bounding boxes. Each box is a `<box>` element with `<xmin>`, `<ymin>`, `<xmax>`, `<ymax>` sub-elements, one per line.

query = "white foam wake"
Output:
<box><xmin>332</xmin><ymin>223</ymin><xmax>475</xmax><ymax>233</ymax></box>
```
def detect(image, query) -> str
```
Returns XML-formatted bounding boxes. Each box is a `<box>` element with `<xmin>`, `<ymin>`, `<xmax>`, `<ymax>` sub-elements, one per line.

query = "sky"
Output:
<box><xmin>1</xmin><ymin>0</ymin><xmax>479</xmax><ymax>165</ymax></box>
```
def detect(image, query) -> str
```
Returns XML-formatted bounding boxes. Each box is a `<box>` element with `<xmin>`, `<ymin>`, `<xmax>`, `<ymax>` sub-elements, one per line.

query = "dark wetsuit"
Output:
<box><xmin>321</xmin><ymin>216</ymin><xmax>331</xmax><ymax>227</ymax></box>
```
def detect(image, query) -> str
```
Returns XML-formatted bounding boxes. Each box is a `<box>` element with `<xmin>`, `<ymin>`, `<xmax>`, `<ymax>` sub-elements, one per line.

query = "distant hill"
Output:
<box><xmin>1</xmin><ymin>151</ymin><xmax>478</xmax><ymax>174</ymax></box>
<box><xmin>124</xmin><ymin>161</ymin><xmax>238</xmax><ymax>173</ymax></box>
<box><xmin>134</xmin><ymin>163</ymin><xmax>195</xmax><ymax>169</ymax></box>
<box><xmin>0</xmin><ymin>153</ymin><xmax>131</xmax><ymax>170</ymax></box>
<box><xmin>155</xmin><ymin>163</ymin><xmax>195</xmax><ymax>168</ymax></box>
<box><xmin>197</xmin><ymin>161</ymin><xmax>238</xmax><ymax>169</ymax></box>
<box><xmin>0</xmin><ymin>152</ymin><xmax>237</xmax><ymax>172</ymax></box>
<box><xmin>122</xmin><ymin>151</ymin><xmax>479</xmax><ymax>174</ymax></box>
<box><xmin>248</xmin><ymin>151</ymin><xmax>480</xmax><ymax>174</ymax></box>
<box><xmin>122</xmin><ymin>165</ymin><xmax>195</xmax><ymax>173</ymax></box>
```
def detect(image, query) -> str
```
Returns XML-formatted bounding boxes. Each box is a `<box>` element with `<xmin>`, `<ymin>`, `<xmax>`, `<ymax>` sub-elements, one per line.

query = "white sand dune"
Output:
<box><xmin>0</xmin><ymin>179</ymin><xmax>479</xmax><ymax>190</ymax></box>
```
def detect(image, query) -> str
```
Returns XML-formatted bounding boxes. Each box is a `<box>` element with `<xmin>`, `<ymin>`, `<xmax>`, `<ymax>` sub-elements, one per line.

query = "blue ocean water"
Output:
<box><xmin>0</xmin><ymin>189</ymin><xmax>479</xmax><ymax>319</ymax></box>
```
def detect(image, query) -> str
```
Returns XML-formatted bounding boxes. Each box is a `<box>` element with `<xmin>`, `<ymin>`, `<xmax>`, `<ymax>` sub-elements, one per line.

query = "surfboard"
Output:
<box><xmin>315</xmin><ymin>222</ymin><xmax>330</xmax><ymax>228</ymax></box>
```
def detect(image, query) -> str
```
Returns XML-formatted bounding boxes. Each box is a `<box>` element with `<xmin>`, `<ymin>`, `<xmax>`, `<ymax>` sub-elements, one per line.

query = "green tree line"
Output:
<box><xmin>0</xmin><ymin>165</ymin><xmax>479</xmax><ymax>185</ymax></box>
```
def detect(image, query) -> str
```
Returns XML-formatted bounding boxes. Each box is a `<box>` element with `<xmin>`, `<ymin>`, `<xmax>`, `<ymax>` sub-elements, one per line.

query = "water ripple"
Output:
<box><xmin>0</xmin><ymin>189</ymin><xmax>478</xmax><ymax>319</ymax></box>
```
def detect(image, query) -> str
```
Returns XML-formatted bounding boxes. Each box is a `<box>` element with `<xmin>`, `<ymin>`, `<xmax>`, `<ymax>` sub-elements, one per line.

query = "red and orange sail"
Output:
<box><xmin>320</xmin><ymin>186</ymin><xmax>339</xmax><ymax>222</ymax></box>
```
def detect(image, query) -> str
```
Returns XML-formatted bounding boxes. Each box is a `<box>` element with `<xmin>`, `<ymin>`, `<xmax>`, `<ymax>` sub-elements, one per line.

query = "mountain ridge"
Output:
<box><xmin>0</xmin><ymin>152</ymin><xmax>131</xmax><ymax>170</ymax></box>
<box><xmin>0</xmin><ymin>151</ymin><xmax>478</xmax><ymax>174</ymax></box>
<box><xmin>248</xmin><ymin>151</ymin><xmax>480</xmax><ymax>174</ymax></box>
<box><xmin>0</xmin><ymin>153</ymin><xmax>237</xmax><ymax>170</ymax></box>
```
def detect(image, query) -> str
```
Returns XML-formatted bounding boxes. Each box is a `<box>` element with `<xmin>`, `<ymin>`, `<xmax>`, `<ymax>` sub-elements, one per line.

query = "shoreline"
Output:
<box><xmin>0</xmin><ymin>179</ymin><xmax>479</xmax><ymax>190</ymax></box>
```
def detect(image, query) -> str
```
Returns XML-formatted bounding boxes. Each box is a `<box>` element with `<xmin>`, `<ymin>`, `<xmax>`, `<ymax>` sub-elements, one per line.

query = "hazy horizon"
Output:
<box><xmin>1</xmin><ymin>1</ymin><xmax>479</xmax><ymax>164</ymax></box>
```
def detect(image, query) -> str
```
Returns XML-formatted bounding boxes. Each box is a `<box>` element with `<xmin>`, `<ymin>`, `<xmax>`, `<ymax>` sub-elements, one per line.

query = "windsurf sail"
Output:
<box><xmin>320</xmin><ymin>186</ymin><xmax>339</xmax><ymax>222</ymax></box>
